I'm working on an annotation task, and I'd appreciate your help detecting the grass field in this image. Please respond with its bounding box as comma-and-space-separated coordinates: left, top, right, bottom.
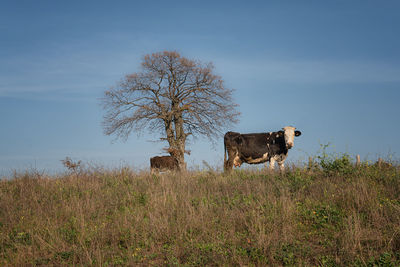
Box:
1, 155, 399, 266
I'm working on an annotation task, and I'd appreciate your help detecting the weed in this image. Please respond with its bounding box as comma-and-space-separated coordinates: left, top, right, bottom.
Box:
363, 252, 400, 267
58, 217, 79, 244
316, 143, 354, 175
297, 201, 344, 230
285, 168, 313, 193
274, 242, 306, 266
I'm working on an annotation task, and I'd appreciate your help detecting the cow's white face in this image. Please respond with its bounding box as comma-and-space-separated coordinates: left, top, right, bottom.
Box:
283, 126, 296, 149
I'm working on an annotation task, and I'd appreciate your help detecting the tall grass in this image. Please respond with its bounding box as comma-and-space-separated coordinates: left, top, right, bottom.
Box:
0, 158, 399, 266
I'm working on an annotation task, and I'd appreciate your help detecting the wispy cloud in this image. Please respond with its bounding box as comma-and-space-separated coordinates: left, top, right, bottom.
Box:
216, 59, 400, 85
0, 33, 148, 98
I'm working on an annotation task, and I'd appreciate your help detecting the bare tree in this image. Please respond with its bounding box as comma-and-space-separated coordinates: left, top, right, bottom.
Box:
102, 51, 240, 170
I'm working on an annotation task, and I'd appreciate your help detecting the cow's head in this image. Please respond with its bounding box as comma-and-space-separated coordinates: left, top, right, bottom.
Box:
282, 126, 301, 149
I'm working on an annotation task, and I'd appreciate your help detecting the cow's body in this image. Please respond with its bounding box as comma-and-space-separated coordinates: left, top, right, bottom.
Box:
150, 155, 179, 173
224, 126, 301, 172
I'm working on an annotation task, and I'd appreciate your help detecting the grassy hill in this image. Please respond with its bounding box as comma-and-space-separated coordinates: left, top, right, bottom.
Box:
1, 157, 399, 266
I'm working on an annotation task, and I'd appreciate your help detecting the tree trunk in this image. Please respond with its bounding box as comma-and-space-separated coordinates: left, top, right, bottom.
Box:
172, 109, 186, 171
164, 110, 187, 171
169, 141, 186, 171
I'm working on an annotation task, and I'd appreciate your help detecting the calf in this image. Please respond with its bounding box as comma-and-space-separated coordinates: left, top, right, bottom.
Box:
150, 155, 179, 173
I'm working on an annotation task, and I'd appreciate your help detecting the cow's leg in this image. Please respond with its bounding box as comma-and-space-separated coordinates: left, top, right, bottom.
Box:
224, 149, 236, 172
226, 159, 234, 172
278, 160, 285, 173
269, 157, 276, 171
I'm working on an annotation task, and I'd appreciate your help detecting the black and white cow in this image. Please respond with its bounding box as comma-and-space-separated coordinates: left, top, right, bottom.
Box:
224, 126, 301, 172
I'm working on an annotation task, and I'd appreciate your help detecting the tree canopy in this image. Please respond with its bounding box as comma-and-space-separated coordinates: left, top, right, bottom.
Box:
102, 51, 240, 169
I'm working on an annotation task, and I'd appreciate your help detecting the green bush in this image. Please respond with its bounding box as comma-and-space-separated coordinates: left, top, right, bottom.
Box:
316, 143, 354, 175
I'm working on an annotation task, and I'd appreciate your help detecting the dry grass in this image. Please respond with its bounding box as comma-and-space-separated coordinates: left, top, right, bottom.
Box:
0, 161, 399, 266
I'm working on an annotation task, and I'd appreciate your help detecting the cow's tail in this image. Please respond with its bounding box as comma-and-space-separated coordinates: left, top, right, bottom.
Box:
223, 137, 227, 171
150, 157, 154, 174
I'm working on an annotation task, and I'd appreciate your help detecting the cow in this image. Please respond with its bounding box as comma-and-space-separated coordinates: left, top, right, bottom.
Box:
150, 155, 179, 174
224, 126, 301, 172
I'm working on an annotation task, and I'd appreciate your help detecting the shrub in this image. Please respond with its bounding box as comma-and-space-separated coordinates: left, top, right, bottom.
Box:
316, 143, 354, 175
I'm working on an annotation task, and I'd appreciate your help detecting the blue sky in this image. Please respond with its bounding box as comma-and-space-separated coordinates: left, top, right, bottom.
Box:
1, 1, 399, 175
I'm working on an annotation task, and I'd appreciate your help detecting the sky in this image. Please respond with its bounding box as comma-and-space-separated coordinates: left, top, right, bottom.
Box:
1, 0, 400, 176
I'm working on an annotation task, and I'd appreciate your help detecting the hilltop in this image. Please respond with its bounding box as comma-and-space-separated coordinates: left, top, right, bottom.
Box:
0, 157, 399, 266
